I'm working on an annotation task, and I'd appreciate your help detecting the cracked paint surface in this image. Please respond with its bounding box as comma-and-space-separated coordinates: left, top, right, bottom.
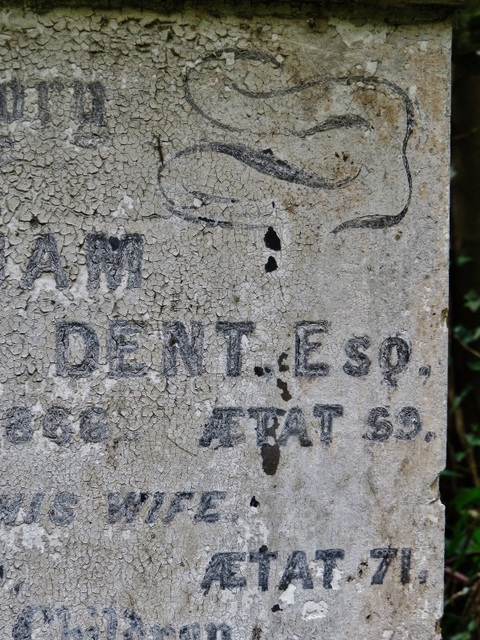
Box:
0, 5, 449, 639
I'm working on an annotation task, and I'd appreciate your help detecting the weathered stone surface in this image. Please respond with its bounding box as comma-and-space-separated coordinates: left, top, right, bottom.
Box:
0, 0, 475, 11
0, 6, 449, 640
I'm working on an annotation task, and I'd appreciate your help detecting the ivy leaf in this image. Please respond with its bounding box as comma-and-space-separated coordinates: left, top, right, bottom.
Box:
440, 469, 464, 478
454, 325, 480, 344
453, 487, 480, 510
464, 289, 480, 312
450, 385, 472, 413
466, 433, 480, 447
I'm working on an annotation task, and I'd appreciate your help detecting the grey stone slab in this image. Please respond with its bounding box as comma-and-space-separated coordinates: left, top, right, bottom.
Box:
0, 6, 449, 640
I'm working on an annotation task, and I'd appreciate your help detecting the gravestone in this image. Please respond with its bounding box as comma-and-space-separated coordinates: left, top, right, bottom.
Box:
0, 2, 457, 638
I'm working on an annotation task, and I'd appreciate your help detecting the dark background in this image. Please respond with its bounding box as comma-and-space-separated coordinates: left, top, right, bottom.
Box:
443, 6, 480, 639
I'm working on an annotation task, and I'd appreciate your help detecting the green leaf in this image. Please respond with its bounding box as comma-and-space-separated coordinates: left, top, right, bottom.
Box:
457, 255, 474, 266
471, 528, 480, 548
440, 469, 464, 478
466, 433, 480, 446
464, 289, 480, 312
453, 487, 480, 510
450, 385, 472, 413
454, 325, 480, 344
454, 324, 468, 339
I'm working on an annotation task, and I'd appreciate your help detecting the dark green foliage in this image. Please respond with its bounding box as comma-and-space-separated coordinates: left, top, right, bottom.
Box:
443, 8, 480, 639
444, 271, 480, 637
444, 254, 480, 637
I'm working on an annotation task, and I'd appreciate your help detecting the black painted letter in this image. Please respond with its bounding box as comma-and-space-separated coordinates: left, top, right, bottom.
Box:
313, 404, 344, 446
315, 549, 345, 589
295, 322, 330, 377
43, 406, 72, 445
248, 407, 279, 447
22, 234, 68, 289
364, 407, 393, 442
49, 492, 79, 526
205, 623, 232, 640
107, 492, 150, 523
0, 79, 24, 123
379, 337, 410, 387
162, 322, 204, 377
0, 493, 24, 524
216, 322, 255, 377
5, 407, 33, 444
250, 547, 278, 591
343, 337, 371, 377
56, 322, 99, 378
277, 407, 312, 447
107, 320, 146, 378
80, 407, 109, 443
74, 81, 106, 126
163, 492, 194, 524
86, 234, 143, 291
200, 552, 247, 594
370, 548, 398, 585
198, 408, 245, 448
395, 406, 422, 441
278, 551, 313, 590
12, 606, 54, 640
194, 491, 227, 523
